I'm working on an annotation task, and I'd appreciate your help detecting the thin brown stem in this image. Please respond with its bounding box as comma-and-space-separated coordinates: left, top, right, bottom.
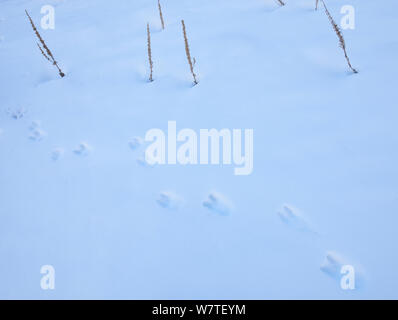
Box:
147, 23, 153, 82
25, 10, 65, 77
158, 0, 165, 30
321, 0, 357, 73
37, 43, 50, 62
181, 20, 198, 85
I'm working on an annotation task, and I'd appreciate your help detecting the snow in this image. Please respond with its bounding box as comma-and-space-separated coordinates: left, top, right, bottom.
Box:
1, 0, 398, 299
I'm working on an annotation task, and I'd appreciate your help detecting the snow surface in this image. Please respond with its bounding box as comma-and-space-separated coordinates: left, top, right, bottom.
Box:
1, 0, 398, 299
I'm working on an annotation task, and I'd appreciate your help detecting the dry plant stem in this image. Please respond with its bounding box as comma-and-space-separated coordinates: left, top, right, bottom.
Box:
147, 23, 153, 82
277, 0, 285, 6
315, 0, 319, 10
158, 0, 165, 30
181, 20, 198, 85
37, 43, 50, 61
25, 10, 65, 77
321, 0, 358, 73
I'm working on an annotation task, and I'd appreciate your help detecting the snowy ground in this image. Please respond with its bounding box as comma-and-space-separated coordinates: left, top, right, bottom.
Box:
1, 0, 398, 299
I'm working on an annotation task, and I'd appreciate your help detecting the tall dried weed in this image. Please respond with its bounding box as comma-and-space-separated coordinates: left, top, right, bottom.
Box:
147, 23, 154, 82
321, 0, 358, 73
158, 0, 165, 30
181, 20, 198, 85
25, 10, 65, 78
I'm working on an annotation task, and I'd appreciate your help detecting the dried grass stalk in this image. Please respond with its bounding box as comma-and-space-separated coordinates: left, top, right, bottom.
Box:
158, 0, 165, 30
147, 23, 154, 82
37, 42, 50, 62
315, 0, 319, 10
25, 9, 65, 77
181, 20, 198, 85
277, 0, 285, 6
321, 0, 358, 73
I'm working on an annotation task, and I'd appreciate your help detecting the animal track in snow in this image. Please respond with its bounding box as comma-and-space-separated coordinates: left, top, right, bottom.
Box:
29, 128, 46, 141
7, 107, 26, 120
320, 251, 365, 288
277, 204, 317, 234
320, 251, 345, 279
203, 192, 232, 216
156, 192, 183, 210
136, 156, 147, 166
136, 152, 155, 167
51, 148, 65, 161
129, 136, 143, 150
29, 121, 41, 130
28, 121, 46, 141
73, 142, 92, 156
